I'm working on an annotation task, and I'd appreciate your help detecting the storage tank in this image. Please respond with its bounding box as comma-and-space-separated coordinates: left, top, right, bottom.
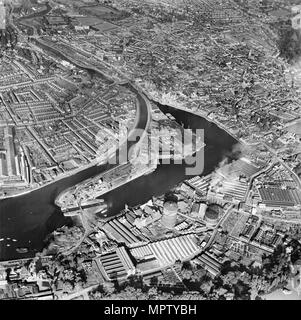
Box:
204, 209, 219, 226
161, 200, 178, 229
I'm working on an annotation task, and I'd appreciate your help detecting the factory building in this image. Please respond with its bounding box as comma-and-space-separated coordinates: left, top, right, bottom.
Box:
191, 202, 207, 219
194, 253, 222, 277
103, 216, 149, 246
0, 126, 29, 189
0, 151, 7, 177
3, 126, 17, 177
95, 247, 135, 281
130, 234, 201, 269
186, 175, 211, 195
258, 187, 301, 208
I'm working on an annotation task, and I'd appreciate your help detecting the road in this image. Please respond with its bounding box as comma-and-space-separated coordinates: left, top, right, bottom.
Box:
57, 284, 99, 300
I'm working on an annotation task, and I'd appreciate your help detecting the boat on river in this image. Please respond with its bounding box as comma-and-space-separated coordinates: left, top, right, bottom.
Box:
16, 247, 29, 254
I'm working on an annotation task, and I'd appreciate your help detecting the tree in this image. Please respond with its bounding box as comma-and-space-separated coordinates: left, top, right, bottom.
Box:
200, 279, 213, 294
148, 287, 158, 299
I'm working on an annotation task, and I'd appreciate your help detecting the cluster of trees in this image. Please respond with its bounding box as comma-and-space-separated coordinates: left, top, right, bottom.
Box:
181, 246, 291, 300
89, 283, 206, 300
89, 245, 292, 300
43, 226, 85, 255
291, 225, 301, 240
37, 251, 90, 294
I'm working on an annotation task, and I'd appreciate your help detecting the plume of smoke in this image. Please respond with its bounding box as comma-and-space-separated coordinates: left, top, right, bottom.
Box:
209, 142, 242, 187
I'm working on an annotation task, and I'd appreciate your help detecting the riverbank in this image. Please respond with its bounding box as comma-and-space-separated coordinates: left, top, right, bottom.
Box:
0, 37, 238, 262
0, 157, 108, 201
0, 101, 237, 261
1, 44, 152, 201
142, 90, 241, 145
0, 62, 152, 262
34, 36, 241, 147
57, 160, 158, 213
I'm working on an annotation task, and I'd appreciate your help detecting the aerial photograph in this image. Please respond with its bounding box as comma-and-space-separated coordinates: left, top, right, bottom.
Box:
0, 0, 301, 305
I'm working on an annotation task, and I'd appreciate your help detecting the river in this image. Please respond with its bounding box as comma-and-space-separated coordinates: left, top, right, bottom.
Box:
102, 102, 240, 214
0, 99, 238, 261
0, 80, 150, 262
0, 35, 239, 261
